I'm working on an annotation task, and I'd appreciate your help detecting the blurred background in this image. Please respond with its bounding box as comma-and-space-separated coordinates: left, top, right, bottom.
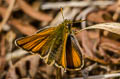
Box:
0, 0, 120, 79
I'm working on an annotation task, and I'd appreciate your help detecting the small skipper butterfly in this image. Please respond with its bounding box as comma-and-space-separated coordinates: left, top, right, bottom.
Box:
15, 8, 84, 71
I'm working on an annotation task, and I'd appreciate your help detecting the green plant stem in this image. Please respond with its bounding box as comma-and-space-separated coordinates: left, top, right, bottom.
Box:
56, 67, 62, 79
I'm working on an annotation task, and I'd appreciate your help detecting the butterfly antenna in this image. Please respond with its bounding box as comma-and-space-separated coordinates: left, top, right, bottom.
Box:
60, 8, 65, 20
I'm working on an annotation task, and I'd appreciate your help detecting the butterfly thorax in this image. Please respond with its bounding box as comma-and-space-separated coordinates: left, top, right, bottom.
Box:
61, 19, 73, 33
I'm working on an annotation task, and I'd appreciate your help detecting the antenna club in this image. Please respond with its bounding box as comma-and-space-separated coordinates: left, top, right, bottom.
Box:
60, 8, 65, 20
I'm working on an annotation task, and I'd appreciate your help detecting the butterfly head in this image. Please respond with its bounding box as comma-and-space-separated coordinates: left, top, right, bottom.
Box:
62, 19, 73, 33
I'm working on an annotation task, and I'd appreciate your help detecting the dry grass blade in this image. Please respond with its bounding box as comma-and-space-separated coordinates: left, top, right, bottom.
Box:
0, 36, 6, 74
6, 55, 40, 79
8, 19, 37, 35
41, 1, 114, 10
6, 49, 28, 61
0, 0, 16, 32
74, 73, 120, 79
17, 0, 52, 22
80, 23, 120, 35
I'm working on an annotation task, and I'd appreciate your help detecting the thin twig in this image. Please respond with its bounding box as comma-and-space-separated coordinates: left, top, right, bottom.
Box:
56, 67, 62, 79
41, 1, 114, 10
8, 19, 37, 35
6, 49, 28, 61
0, 0, 16, 32
81, 63, 97, 79
77, 6, 96, 58
76, 6, 96, 28
17, 0, 52, 22
0, 35, 6, 56
73, 73, 120, 79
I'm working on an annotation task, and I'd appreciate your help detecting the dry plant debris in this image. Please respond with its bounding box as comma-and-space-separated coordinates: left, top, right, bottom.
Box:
0, 0, 120, 79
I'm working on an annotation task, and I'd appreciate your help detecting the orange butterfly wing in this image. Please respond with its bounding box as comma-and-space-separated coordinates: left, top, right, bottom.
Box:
65, 34, 84, 70
55, 34, 84, 71
15, 27, 56, 58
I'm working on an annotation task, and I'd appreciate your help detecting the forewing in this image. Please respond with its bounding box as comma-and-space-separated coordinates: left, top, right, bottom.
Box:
15, 27, 56, 58
45, 25, 65, 65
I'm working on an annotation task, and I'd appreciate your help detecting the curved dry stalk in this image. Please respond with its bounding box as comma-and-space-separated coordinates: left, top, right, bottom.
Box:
76, 23, 120, 35
0, 0, 16, 32
74, 73, 120, 79
41, 1, 114, 10
6, 49, 28, 61
17, 0, 52, 22
56, 67, 62, 79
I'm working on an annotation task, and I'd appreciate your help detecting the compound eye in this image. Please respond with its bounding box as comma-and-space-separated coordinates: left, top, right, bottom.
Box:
67, 23, 71, 28
67, 23, 72, 30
